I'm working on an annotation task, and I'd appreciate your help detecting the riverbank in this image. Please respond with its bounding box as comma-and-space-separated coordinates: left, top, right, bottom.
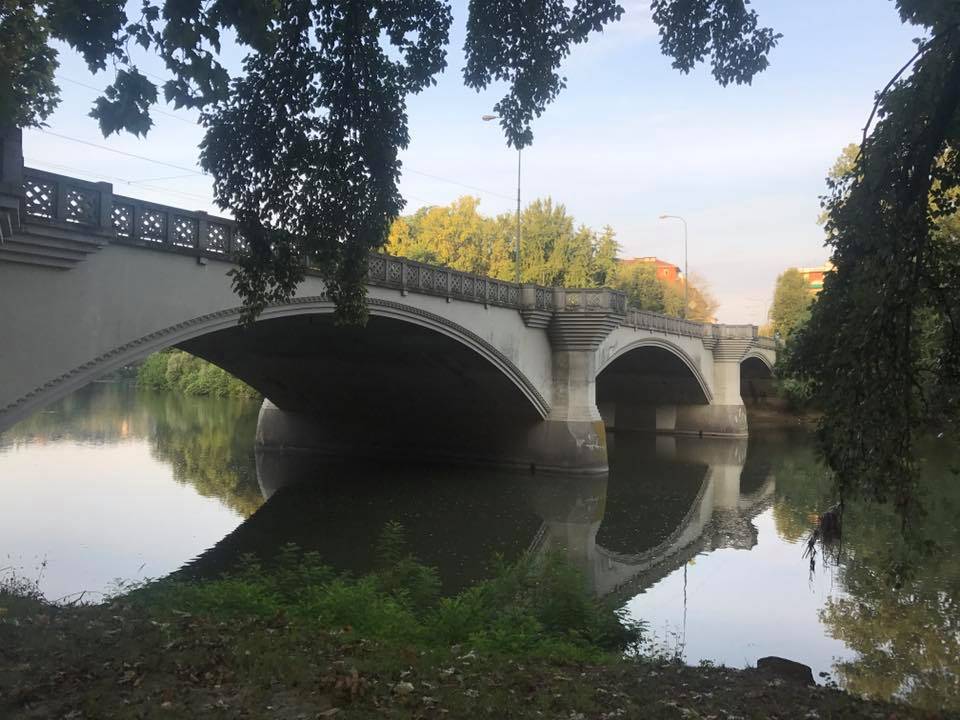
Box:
1, 543, 949, 719
1, 595, 946, 719
745, 403, 819, 431
137, 350, 261, 400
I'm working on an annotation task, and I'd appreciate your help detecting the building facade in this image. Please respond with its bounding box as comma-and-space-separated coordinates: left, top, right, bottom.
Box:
798, 261, 833, 294
622, 256, 682, 282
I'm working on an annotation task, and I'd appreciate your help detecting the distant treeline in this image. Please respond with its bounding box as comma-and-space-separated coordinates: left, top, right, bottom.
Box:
137, 350, 261, 400
388, 196, 717, 321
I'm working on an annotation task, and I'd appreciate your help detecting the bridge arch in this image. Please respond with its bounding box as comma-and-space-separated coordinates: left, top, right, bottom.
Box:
596, 337, 712, 403
741, 350, 775, 374
1, 295, 549, 435
740, 352, 776, 406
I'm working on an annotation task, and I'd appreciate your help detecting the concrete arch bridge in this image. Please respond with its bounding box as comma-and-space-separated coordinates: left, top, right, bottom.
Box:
0, 130, 775, 472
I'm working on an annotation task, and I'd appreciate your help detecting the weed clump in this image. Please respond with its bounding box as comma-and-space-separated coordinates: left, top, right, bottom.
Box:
128, 524, 643, 663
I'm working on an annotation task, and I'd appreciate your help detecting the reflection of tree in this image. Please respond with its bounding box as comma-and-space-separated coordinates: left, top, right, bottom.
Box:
140, 391, 263, 518
1, 382, 153, 444
766, 432, 960, 711
766, 439, 833, 545
819, 453, 960, 711
2, 383, 263, 518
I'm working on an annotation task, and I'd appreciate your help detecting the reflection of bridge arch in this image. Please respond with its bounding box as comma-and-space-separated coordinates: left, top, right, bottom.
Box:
530, 436, 777, 600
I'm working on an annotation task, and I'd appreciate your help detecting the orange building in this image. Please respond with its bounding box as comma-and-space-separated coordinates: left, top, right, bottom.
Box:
798, 261, 833, 294
621, 256, 682, 282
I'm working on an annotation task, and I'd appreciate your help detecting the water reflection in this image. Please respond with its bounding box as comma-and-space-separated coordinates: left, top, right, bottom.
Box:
1, 383, 957, 710
1, 383, 263, 517
0, 383, 262, 599
185, 431, 776, 607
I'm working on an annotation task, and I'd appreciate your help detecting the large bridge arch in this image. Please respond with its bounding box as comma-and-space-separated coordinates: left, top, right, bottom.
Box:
0, 294, 549, 429
0, 244, 554, 439
596, 337, 713, 403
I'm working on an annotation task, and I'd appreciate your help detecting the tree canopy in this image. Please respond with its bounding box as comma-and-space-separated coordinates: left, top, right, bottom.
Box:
1, 0, 779, 323
386, 196, 619, 287
610, 261, 717, 322
385, 195, 716, 320
769, 268, 811, 339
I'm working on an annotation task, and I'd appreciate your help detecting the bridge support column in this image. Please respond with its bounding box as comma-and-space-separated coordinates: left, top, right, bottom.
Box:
655, 404, 677, 432
527, 290, 625, 473
527, 349, 608, 472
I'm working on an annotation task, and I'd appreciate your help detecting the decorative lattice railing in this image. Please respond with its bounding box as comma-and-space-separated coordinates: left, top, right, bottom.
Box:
22, 168, 247, 255
16, 166, 768, 345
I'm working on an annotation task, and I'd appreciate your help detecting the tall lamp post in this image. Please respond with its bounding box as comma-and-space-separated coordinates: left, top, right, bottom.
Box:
658, 214, 688, 319
482, 114, 521, 284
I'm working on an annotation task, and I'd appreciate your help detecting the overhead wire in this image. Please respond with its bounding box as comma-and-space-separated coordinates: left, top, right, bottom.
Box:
402, 167, 514, 201
33, 125, 517, 209
57, 75, 200, 127
34, 129, 205, 175
24, 157, 214, 205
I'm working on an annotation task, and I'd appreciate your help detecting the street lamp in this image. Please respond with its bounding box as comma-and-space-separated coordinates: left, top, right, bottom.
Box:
658, 214, 689, 319
483, 114, 521, 284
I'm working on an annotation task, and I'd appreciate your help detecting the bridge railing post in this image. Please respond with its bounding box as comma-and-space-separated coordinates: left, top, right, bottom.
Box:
0, 127, 23, 241
196, 211, 210, 254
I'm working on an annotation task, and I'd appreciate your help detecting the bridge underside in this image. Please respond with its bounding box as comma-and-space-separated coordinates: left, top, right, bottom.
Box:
741, 356, 778, 406
596, 347, 710, 432
180, 314, 546, 469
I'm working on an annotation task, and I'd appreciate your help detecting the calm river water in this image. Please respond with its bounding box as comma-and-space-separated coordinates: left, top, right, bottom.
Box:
1, 383, 957, 710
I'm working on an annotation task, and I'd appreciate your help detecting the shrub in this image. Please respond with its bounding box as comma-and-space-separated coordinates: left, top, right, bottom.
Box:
136, 350, 260, 400
778, 376, 815, 412
127, 528, 644, 663
136, 351, 172, 390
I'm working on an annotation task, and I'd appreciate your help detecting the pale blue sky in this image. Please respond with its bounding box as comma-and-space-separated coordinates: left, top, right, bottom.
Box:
23, 1, 918, 323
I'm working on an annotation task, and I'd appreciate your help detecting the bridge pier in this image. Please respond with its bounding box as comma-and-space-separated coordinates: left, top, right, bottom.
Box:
524, 295, 626, 473
527, 349, 608, 472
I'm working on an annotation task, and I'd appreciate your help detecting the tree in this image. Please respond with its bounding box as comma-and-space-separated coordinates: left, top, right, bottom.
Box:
591, 225, 620, 287
611, 263, 665, 313
609, 263, 717, 321
790, 5, 960, 522
386, 195, 623, 289
769, 268, 811, 338
0, 0, 779, 323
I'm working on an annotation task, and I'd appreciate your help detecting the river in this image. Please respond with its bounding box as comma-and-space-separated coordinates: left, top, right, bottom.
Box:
1, 382, 957, 711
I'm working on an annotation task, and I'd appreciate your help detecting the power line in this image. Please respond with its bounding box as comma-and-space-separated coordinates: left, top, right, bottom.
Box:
24, 157, 213, 205
58, 75, 200, 127
59, 76, 517, 204
34, 129, 517, 210
35, 129, 205, 175
403, 167, 514, 201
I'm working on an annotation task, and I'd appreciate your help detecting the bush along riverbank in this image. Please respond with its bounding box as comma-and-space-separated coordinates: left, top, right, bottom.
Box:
0, 528, 949, 719
137, 350, 261, 400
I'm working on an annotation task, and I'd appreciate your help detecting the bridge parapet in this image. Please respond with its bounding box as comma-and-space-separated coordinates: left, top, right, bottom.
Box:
17, 165, 246, 259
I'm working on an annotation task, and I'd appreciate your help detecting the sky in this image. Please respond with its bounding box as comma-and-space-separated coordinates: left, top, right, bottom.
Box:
22, 0, 920, 324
